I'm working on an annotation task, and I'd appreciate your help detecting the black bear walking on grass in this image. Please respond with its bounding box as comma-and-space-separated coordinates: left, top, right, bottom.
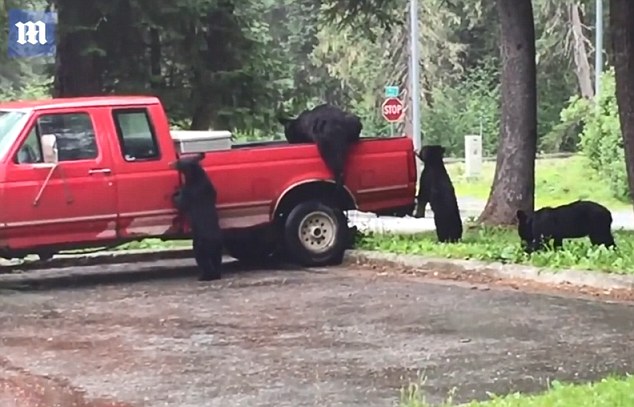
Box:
413, 145, 462, 242
170, 153, 223, 281
516, 200, 615, 253
278, 104, 362, 191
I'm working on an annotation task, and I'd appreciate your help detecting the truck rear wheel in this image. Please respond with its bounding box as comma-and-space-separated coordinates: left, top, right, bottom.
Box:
283, 200, 347, 267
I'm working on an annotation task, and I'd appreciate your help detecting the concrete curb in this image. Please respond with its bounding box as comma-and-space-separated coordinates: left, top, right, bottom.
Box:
345, 250, 634, 291
0, 247, 193, 273
0, 254, 295, 292
4, 246, 632, 293
0, 257, 201, 291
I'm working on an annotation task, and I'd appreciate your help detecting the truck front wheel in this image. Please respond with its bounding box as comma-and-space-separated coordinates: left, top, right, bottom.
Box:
283, 200, 348, 267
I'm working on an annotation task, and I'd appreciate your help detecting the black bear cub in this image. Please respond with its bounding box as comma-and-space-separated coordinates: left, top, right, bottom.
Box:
170, 153, 223, 281
278, 104, 362, 191
516, 200, 615, 253
414, 145, 462, 242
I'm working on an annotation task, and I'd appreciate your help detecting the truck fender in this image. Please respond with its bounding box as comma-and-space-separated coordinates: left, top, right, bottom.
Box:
272, 178, 357, 219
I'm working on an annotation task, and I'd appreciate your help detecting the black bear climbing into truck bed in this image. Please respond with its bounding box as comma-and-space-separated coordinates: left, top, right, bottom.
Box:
171, 153, 223, 281
278, 104, 362, 191
516, 200, 615, 253
414, 145, 462, 243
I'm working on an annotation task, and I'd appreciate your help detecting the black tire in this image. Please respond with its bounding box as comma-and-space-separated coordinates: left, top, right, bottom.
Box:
283, 200, 348, 267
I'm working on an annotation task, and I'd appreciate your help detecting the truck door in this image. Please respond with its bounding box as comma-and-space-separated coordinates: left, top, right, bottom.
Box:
108, 107, 181, 238
3, 109, 118, 250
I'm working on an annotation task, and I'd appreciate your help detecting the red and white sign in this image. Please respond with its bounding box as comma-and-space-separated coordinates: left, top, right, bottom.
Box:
381, 97, 404, 122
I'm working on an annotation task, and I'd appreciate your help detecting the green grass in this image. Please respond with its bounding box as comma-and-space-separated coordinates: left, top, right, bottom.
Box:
58, 238, 188, 256
400, 375, 634, 406
446, 155, 631, 210
357, 226, 634, 275
114, 238, 191, 251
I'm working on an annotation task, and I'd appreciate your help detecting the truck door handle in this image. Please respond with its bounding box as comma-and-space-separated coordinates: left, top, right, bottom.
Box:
88, 168, 112, 175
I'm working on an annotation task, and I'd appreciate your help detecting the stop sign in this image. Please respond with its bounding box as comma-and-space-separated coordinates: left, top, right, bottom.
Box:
382, 97, 404, 122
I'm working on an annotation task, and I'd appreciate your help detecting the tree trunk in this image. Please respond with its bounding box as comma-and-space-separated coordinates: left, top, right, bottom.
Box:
150, 28, 161, 77
570, 3, 594, 99
52, 0, 102, 97
610, 0, 634, 203
190, 104, 214, 130
477, 0, 537, 225
187, 0, 244, 131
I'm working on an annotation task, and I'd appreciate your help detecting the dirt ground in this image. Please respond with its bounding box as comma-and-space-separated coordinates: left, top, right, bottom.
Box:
0, 261, 634, 407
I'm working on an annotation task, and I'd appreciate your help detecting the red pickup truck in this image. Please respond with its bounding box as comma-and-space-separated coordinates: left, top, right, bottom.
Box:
0, 96, 416, 266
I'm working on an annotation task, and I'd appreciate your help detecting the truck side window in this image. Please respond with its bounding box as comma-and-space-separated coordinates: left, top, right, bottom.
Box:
15, 112, 97, 164
112, 109, 160, 161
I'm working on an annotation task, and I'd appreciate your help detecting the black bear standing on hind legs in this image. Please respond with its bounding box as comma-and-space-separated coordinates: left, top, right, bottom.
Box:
277, 104, 362, 192
413, 145, 463, 243
516, 200, 616, 253
170, 153, 223, 281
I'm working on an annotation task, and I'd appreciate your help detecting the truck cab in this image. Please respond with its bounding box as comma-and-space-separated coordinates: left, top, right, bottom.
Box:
0, 96, 416, 266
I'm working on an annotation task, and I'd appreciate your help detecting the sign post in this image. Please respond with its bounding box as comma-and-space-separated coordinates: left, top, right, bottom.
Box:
381, 97, 404, 136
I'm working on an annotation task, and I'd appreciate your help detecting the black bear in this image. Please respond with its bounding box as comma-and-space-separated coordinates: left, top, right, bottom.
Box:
413, 145, 462, 242
278, 104, 362, 191
516, 200, 616, 253
170, 153, 223, 281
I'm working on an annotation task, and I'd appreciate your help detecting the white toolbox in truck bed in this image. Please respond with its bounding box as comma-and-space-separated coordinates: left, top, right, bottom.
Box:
171, 130, 232, 154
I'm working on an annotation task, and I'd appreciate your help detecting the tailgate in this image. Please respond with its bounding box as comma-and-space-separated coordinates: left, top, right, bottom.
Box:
346, 136, 416, 213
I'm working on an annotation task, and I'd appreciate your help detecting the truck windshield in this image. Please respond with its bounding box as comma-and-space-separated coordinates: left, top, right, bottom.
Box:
0, 110, 27, 160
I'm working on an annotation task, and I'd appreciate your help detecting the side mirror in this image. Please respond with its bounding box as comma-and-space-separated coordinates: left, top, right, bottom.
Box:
41, 134, 58, 164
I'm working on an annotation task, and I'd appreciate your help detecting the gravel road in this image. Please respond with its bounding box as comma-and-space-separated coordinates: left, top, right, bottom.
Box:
0, 262, 633, 407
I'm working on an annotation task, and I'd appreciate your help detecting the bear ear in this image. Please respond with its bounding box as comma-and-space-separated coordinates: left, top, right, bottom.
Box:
419, 146, 429, 161
440, 146, 446, 155
277, 116, 293, 127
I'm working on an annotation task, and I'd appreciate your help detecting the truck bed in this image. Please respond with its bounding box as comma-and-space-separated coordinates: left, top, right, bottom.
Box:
195, 135, 416, 224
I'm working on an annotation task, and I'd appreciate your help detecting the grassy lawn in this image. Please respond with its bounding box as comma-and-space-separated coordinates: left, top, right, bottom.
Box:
446, 155, 631, 210
358, 226, 634, 275
400, 376, 634, 407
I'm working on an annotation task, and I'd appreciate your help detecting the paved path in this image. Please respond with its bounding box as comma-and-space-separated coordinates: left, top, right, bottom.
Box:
348, 197, 634, 234
0, 261, 633, 406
